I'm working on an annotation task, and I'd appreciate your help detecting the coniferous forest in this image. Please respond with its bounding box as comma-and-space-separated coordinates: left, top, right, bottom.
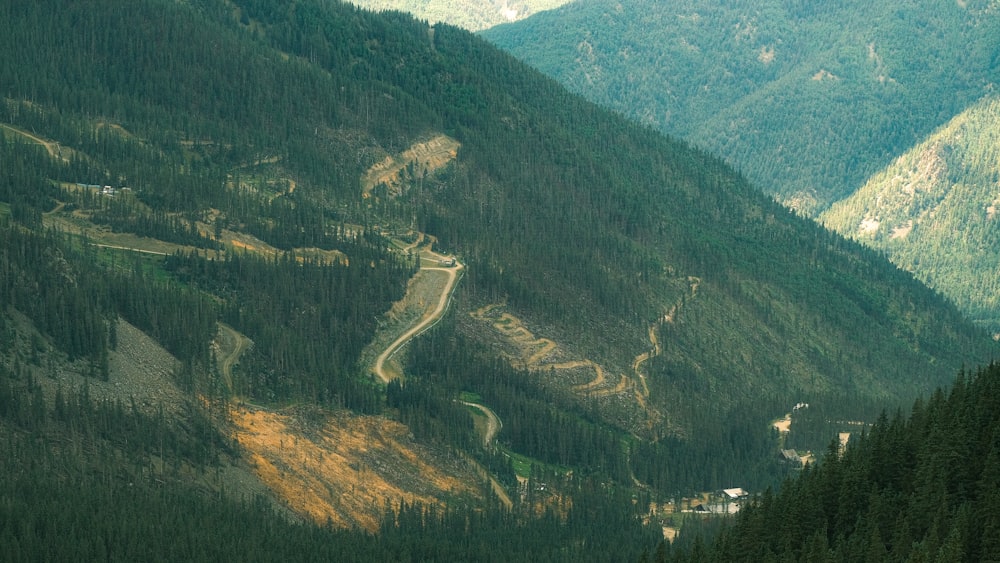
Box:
483, 0, 1000, 213
0, 0, 998, 560
656, 362, 1000, 562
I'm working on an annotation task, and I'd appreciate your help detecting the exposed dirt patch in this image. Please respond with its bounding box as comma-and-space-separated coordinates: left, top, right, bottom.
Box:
890, 220, 914, 239
289, 246, 348, 265
772, 414, 791, 433
230, 405, 480, 531
758, 45, 775, 64
812, 69, 838, 81
839, 431, 851, 450
361, 135, 460, 198
858, 217, 881, 235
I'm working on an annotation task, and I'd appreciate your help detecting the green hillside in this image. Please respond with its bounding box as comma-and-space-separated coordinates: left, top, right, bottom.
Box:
821, 95, 1000, 335
0, 0, 998, 555
482, 0, 1000, 213
347, 0, 570, 31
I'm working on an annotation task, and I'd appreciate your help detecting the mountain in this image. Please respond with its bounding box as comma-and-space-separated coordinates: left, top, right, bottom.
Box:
820, 95, 1000, 335
346, 0, 570, 31
481, 0, 1000, 213
1, 0, 998, 556
657, 362, 1000, 562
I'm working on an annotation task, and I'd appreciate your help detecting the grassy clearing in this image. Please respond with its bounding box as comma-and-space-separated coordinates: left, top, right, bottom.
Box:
498, 446, 569, 479
459, 390, 482, 403
508, 450, 533, 477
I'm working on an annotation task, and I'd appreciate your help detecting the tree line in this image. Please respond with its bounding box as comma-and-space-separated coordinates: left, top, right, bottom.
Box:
656, 362, 1000, 562
0, 357, 661, 562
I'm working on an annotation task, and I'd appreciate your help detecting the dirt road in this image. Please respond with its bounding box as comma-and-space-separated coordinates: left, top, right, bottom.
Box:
1, 123, 69, 162
93, 243, 169, 256
216, 322, 252, 397
365, 241, 517, 509
372, 248, 462, 384
462, 401, 502, 446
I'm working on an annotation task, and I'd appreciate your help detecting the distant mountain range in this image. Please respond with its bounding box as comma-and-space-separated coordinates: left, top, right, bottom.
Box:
821, 95, 1000, 333
482, 0, 1000, 214
348, 0, 570, 30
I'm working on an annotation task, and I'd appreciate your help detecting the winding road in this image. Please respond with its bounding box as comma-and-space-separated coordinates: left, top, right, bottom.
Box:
461, 401, 502, 447
371, 247, 463, 384
366, 239, 513, 509
1, 123, 69, 162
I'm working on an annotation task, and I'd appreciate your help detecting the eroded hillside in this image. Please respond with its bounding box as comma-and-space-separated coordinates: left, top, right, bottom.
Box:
230, 405, 479, 531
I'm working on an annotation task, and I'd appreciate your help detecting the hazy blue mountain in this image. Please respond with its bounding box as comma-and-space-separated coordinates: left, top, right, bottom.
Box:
482, 0, 1000, 214
347, 0, 571, 31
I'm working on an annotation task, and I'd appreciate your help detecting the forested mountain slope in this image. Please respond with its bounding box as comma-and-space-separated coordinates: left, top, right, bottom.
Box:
821, 95, 1000, 335
482, 0, 1000, 213
658, 362, 1000, 562
0, 0, 998, 551
346, 0, 569, 31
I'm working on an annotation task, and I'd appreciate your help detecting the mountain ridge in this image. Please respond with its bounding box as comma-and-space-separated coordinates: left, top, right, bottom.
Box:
347, 0, 570, 31
821, 94, 1000, 334
482, 0, 1000, 213
0, 0, 998, 553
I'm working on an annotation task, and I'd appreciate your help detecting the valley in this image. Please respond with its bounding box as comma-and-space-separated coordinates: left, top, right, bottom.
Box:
2, 0, 999, 559
14, 109, 991, 536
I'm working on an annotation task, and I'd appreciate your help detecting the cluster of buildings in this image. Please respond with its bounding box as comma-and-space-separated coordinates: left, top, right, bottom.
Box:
77, 183, 130, 197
